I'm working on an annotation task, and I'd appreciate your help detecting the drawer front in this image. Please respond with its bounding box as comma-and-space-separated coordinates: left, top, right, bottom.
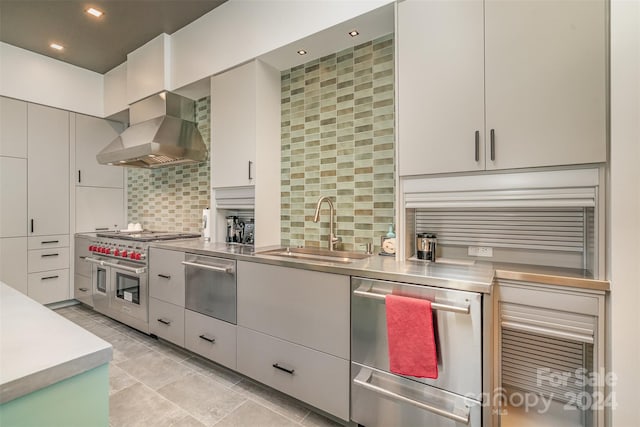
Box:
74, 236, 92, 277
185, 309, 236, 369
149, 297, 185, 347
28, 235, 69, 250
237, 326, 349, 421
351, 277, 483, 397
237, 261, 349, 358
149, 248, 185, 306
74, 273, 93, 307
351, 363, 481, 427
28, 269, 69, 304
28, 247, 70, 272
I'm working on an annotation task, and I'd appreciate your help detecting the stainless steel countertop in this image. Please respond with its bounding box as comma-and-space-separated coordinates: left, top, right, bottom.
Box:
150, 239, 610, 294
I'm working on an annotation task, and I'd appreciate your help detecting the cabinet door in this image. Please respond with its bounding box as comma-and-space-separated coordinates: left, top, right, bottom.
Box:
398, 0, 485, 176
75, 187, 124, 233
485, 0, 607, 170
0, 157, 27, 237
75, 114, 124, 188
0, 97, 27, 158
149, 248, 185, 306
237, 261, 350, 358
211, 61, 256, 188
0, 237, 28, 295
27, 104, 69, 236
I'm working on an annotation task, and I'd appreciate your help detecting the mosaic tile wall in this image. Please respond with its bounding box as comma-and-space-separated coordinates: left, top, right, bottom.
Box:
281, 34, 395, 252
127, 97, 210, 233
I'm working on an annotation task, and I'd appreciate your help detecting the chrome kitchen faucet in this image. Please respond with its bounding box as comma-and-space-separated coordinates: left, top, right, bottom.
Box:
313, 196, 341, 251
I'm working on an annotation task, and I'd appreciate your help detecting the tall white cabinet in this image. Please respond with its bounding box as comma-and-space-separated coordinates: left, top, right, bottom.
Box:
210, 59, 281, 247
398, 0, 607, 176
73, 113, 125, 233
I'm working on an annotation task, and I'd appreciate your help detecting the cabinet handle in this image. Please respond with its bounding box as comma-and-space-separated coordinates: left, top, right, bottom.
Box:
272, 363, 295, 375
95, 227, 109, 231
248, 160, 253, 180
30, 219, 34, 233
490, 129, 496, 161
78, 170, 81, 184
474, 130, 480, 162
41, 275, 59, 280
199, 334, 216, 343
158, 274, 171, 279
157, 318, 171, 325
41, 240, 59, 244
41, 253, 59, 258
79, 287, 89, 292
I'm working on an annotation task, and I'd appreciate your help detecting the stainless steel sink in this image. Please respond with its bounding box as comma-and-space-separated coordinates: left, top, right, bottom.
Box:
257, 247, 370, 264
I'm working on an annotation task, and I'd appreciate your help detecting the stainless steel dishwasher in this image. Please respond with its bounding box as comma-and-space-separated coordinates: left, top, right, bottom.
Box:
183, 254, 236, 324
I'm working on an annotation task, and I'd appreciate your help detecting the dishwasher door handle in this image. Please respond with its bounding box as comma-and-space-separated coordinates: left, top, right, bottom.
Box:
181, 261, 232, 273
353, 373, 471, 425
353, 288, 470, 314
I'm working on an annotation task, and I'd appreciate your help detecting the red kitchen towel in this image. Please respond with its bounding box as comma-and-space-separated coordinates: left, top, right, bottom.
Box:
385, 294, 438, 379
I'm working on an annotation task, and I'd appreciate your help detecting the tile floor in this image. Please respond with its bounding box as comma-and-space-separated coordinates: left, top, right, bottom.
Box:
55, 304, 344, 427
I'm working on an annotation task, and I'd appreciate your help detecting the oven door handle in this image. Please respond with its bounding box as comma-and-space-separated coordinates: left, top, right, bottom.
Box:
353, 371, 471, 424
84, 257, 147, 274
353, 288, 470, 314
181, 261, 231, 273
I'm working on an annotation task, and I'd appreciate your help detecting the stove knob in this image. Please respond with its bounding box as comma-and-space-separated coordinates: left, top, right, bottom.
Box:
121, 251, 128, 258
88, 245, 94, 251
105, 248, 111, 255
130, 252, 136, 259
114, 249, 120, 256
134, 253, 142, 260
98, 247, 103, 253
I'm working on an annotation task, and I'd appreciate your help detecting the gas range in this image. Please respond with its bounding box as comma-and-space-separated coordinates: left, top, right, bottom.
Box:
78, 230, 200, 334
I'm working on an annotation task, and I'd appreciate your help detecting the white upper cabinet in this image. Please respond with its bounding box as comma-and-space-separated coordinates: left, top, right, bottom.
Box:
75, 113, 124, 188
211, 60, 258, 188
126, 34, 170, 104
27, 103, 69, 236
0, 97, 28, 158
398, 0, 607, 176
398, 0, 485, 176
484, 0, 607, 170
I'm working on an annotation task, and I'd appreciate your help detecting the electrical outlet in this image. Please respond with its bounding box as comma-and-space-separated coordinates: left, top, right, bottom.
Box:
468, 246, 493, 257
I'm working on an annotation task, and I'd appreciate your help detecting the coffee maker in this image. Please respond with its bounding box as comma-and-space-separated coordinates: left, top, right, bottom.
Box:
226, 216, 243, 243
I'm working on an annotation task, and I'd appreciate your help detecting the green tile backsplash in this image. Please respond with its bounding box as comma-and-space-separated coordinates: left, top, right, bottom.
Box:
281, 34, 395, 252
127, 97, 211, 233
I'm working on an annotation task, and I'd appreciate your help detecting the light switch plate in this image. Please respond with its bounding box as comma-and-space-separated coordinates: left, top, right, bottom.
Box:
468, 246, 493, 257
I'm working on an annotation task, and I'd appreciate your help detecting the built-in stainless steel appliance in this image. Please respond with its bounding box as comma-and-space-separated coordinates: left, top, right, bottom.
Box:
184, 254, 236, 324
77, 231, 199, 333
351, 277, 484, 426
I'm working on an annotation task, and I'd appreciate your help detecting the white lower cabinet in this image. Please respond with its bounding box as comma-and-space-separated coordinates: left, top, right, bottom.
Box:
185, 309, 236, 370
27, 269, 69, 304
27, 247, 70, 272
0, 237, 28, 295
149, 297, 185, 347
237, 326, 349, 421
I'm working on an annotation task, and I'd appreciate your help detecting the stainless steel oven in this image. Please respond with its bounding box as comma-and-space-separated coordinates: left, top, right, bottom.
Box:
351, 277, 484, 427
184, 254, 236, 324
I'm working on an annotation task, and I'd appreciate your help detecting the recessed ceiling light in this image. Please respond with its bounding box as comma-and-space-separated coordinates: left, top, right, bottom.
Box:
348, 30, 360, 37
297, 49, 307, 55
86, 7, 104, 18
50, 43, 64, 51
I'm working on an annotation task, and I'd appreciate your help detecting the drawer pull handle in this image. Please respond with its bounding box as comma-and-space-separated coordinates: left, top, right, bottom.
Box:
199, 334, 216, 343
41, 240, 59, 244
41, 275, 59, 280
158, 274, 171, 279
181, 261, 232, 273
157, 318, 171, 325
79, 287, 89, 292
272, 363, 295, 375
41, 253, 59, 258
94, 227, 109, 231
353, 288, 470, 314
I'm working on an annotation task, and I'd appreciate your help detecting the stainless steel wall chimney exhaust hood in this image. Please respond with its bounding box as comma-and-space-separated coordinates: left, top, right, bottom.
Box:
97, 92, 207, 168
